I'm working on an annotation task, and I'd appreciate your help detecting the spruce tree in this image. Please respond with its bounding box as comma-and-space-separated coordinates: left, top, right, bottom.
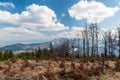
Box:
49, 43, 53, 54
9, 50, 14, 58
0, 51, 3, 60
3, 50, 9, 60
36, 48, 44, 58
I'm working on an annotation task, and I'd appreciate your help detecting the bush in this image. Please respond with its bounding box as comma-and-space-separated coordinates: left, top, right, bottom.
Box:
114, 60, 120, 72
66, 71, 90, 80
0, 50, 14, 60
88, 66, 101, 76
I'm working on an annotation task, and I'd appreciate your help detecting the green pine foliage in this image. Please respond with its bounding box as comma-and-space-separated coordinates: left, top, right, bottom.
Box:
0, 50, 14, 60
36, 48, 44, 59
8, 50, 14, 58
0, 51, 3, 60
16, 52, 36, 60
49, 43, 53, 54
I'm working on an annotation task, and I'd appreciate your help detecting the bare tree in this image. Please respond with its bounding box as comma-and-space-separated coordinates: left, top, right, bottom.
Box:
70, 38, 75, 56
107, 30, 112, 56
95, 23, 99, 56
76, 32, 81, 57
89, 23, 99, 57
85, 24, 90, 57
102, 31, 108, 57
59, 39, 70, 57
90, 23, 96, 57
53, 39, 70, 57
105, 30, 117, 57
117, 26, 120, 58
82, 29, 86, 57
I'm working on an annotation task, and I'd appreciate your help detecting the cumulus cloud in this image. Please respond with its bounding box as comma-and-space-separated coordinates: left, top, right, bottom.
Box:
0, 27, 47, 41
0, 2, 15, 8
0, 4, 70, 46
0, 10, 19, 24
68, 0, 120, 23
0, 4, 68, 31
52, 26, 85, 39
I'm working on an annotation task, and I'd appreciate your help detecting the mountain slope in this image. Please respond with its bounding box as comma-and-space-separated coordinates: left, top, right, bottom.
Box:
0, 42, 51, 52
0, 38, 104, 53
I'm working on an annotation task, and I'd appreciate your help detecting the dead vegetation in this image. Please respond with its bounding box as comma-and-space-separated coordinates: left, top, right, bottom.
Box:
0, 59, 120, 80
114, 60, 120, 72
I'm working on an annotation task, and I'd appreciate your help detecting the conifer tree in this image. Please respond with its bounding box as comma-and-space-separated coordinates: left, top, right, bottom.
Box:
36, 48, 44, 58
9, 50, 14, 58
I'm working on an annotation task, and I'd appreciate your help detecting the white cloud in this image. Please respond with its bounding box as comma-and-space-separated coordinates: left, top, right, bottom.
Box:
0, 27, 51, 47
54, 31, 75, 39
53, 26, 85, 39
0, 2, 15, 8
0, 4, 68, 31
0, 27, 47, 40
0, 4, 70, 46
100, 27, 117, 34
68, 0, 120, 23
71, 26, 84, 31
0, 10, 19, 24
61, 13, 65, 17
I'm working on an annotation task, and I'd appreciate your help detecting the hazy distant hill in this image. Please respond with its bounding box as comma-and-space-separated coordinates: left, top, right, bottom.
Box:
0, 42, 51, 52
0, 38, 104, 53
0, 38, 67, 52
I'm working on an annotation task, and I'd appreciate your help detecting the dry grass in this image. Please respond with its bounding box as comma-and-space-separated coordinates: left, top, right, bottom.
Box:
0, 59, 120, 80
114, 60, 120, 72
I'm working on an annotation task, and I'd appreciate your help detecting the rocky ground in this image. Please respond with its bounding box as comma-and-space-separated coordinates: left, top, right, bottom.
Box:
0, 59, 120, 80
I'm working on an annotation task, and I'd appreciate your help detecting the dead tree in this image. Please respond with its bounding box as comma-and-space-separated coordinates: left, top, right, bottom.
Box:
85, 24, 90, 57
90, 23, 96, 57
70, 39, 75, 56
107, 30, 112, 56
106, 30, 117, 58
117, 26, 120, 58
76, 32, 81, 57
59, 39, 70, 57
89, 23, 99, 57
95, 23, 99, 56
53, 39, 70, 57
101, 53, 105, 74
111, 34, 117, 57
90, 24, 94, 57
102, 32, 108, 57
82, 29, 86, 57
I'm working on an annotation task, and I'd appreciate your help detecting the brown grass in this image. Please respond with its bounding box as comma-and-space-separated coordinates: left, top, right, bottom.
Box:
0, 59, 120, 80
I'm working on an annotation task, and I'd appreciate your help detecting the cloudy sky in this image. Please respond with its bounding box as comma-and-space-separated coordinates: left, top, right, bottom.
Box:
0, 0, 120, 46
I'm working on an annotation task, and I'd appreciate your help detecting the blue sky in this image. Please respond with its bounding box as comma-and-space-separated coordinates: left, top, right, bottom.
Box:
0, 0, 120, 46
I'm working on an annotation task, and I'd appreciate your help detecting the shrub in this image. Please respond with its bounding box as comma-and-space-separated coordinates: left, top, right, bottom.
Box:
88, 66, 101, 76
67, 69, 90, 80
44, 61, 57, 80
20, 60, 30, 71
3, 65, 12, 74
114, 60, 120, 72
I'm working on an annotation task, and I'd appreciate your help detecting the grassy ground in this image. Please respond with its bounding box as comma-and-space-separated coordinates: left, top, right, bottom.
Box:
0, 59, 120, 80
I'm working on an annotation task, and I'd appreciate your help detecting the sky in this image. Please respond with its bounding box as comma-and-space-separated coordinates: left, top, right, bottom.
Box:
0, 0, 120, 46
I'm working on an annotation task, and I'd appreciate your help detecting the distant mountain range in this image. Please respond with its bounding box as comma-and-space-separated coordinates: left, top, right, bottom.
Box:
0, 38, 104, 53
0, 38, 118, 56
0, 42, 51, 52
0, 38, 68, 52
